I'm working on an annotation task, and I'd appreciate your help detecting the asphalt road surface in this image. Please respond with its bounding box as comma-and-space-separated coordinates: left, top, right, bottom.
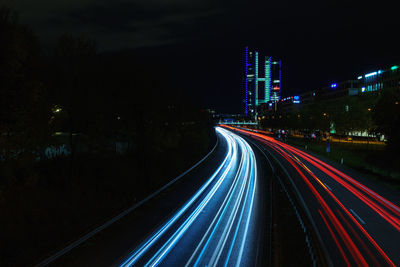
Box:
39, 125, 399, 266
118, 127, 259, 267
39, 127, 268, 267
227, 125, 400, 267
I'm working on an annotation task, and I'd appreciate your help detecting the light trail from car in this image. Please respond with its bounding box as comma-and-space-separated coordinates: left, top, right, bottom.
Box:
224, 125, 398, 266
120, 127, 258, 267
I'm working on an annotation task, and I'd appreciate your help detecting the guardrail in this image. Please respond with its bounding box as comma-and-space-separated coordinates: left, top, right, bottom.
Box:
219, 121, 258, 125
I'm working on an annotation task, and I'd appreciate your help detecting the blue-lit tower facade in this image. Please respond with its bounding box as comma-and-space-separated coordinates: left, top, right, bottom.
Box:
244, 47, 256, 118
244, 47, 281, 119
270, 59, 282, 102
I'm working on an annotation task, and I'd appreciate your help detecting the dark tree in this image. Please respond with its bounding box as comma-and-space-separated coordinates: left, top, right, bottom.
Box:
373, 88, 400, 151
50, 34, 97, 175
0, 6, 50, 165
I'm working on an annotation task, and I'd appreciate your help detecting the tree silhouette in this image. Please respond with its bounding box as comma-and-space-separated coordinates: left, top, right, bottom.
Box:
373, 88, 400, 151
0, 6, 50, 165
50, 34, 97, 176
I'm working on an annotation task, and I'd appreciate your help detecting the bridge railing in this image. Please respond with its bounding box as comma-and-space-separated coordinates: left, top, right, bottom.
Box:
218, 121, 258, 125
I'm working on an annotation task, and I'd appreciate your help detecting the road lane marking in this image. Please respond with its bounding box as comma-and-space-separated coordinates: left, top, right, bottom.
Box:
350, 209, 366, 225
324, 183, 332, 191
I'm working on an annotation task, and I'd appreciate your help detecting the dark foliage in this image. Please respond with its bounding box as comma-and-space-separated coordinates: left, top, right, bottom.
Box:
0, 6, 214, 266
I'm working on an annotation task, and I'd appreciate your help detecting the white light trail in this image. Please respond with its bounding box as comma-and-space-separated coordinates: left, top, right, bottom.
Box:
120, 127, 258, 267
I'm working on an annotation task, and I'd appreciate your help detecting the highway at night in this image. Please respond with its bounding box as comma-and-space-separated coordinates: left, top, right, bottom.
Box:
118, 127, 258, 266
4, 2, 400, 267
41, 127, 267, 266
35, 126, 400, 266
225, 125, 400, 266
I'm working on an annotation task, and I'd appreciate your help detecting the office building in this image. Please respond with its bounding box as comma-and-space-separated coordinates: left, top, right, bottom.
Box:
270, 60, 282, 102
244, 46, 282, 119
357, 64, 400, 93
263, 63, 400, 115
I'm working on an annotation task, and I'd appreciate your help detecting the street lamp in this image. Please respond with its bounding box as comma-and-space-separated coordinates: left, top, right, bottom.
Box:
52, 105, 63, 114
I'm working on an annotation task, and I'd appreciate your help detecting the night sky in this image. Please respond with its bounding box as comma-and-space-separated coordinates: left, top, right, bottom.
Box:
8, 0, 400, 113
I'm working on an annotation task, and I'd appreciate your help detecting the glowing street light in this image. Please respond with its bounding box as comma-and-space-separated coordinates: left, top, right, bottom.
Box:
52, 105, 63, 114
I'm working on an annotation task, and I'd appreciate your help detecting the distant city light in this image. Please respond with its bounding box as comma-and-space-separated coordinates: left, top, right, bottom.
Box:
245, 46, 248, 116
331, 83, 337, 88
361, 87, 366, 92
255, 51, 258, 106
365, 71, 377, 78
391, 65, 399, 71
293, 96, 300, 104
357, 76, 363, 79
52, 105, 63, 114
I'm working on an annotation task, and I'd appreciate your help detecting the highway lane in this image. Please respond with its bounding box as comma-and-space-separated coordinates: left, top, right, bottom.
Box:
118, 127, 259, 266
42, 127, 265, 267
226, 125, 400, 266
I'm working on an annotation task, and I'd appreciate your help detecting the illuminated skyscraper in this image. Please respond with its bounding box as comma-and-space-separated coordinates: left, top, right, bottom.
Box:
244, 47, 281, 118
244, 47, 255, 117
270, 59, 282, 102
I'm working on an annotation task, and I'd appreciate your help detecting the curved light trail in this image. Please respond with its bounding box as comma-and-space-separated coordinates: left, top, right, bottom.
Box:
119, 127, 258, 267
225, 125, 400, 266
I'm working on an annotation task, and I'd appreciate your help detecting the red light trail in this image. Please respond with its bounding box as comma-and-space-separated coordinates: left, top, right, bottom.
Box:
222, 125, 398, 266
